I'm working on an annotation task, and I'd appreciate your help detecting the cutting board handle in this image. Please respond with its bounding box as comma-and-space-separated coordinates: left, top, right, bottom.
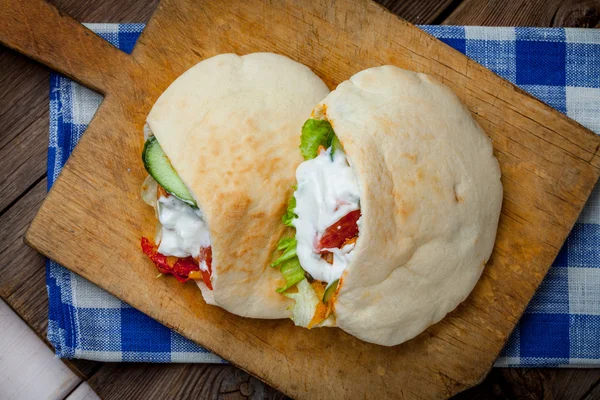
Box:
0, 0, 135, 94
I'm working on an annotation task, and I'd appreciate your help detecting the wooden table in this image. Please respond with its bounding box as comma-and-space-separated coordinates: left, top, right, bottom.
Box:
2, 0, 600, 398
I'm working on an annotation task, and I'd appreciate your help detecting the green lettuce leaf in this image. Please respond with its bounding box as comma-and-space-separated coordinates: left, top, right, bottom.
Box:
330, 134, 344, 159
282, 279, 320, 327
282, 191, 297, 227
271, 237, 304, 292
300, 119, 335, 160
277, 237, 296, 250
271, 237, 297, 267
276, 257, 305, 293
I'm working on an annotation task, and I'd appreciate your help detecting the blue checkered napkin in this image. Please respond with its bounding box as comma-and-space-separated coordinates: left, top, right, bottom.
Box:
47, 24, 600, 366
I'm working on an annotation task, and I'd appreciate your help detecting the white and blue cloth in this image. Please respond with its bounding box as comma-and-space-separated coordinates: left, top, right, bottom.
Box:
47, 24, 600, 366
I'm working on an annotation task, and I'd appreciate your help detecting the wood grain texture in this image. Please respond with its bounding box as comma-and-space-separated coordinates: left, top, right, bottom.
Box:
0, 50, 48, 149
374, 0, 462, 24
0, 0, 135, 93
582, 379, 600, 400
454, 369, 600, 399
0, 52, 48, 213
445, 0, 600, 27
48, 0, 159, 22
10, 0, 600, 398
88, 363, 288, 400
0, 179, 46, 298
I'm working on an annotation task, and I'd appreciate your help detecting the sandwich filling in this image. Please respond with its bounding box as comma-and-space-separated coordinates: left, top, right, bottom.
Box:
273, 118, 361, 328
140, 127, 213, 290
294, 146, 360, 283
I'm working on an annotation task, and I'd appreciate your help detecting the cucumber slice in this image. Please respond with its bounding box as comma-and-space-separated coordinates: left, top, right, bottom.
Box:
323, 279, 339, 303
142, 136, 197, 208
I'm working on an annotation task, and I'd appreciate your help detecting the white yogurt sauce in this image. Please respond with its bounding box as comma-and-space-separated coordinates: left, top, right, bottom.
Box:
156, 195, 211, 262
293, 147, 361, 283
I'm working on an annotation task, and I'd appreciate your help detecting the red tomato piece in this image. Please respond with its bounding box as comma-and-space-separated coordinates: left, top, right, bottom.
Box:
171, 257, 201, 284
198, 246, 213, 290
317, 210, 361, 251
140, 237, 212, 288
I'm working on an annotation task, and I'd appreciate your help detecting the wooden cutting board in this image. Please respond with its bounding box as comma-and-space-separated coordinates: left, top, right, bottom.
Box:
3, 0, 600, 398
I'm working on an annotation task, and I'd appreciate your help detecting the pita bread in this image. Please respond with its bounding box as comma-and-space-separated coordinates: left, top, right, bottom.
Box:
146, 53, 330, 318
313, 66, 502, 345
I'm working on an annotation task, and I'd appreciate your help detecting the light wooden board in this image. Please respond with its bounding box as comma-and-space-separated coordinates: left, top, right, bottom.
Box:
2, 0, 600, 398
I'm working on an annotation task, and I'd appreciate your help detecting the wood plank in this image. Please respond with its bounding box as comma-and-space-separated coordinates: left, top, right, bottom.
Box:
49, 0, 159, 22
88, 363, 288, 400
0, 50, 49, 149
502, 369, 600, 400
5, 262, 49, 334
454, 368, 600, 399
0, 113, 47, 213
582, 378, 600, 399
553, 1, 600, 28
443, 0, 600, 27
50, 0, 461, 26
0, 178, 47, 298
51, 0, 455, 26
375, 0, 462, 24
0, 52, 48, 213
